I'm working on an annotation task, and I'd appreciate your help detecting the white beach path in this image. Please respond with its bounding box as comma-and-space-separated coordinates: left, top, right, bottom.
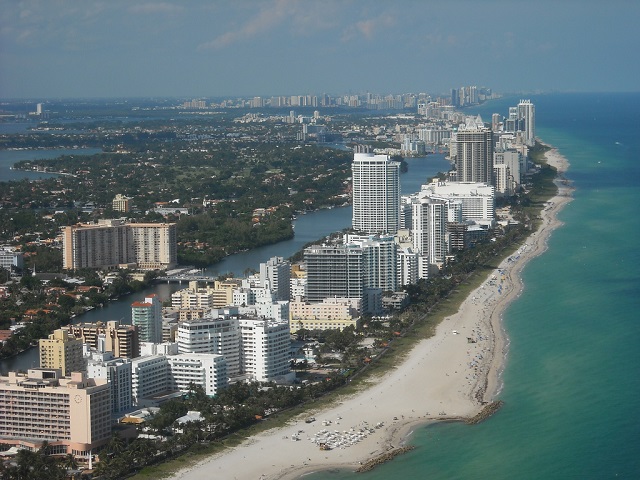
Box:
169, 146, 572, 480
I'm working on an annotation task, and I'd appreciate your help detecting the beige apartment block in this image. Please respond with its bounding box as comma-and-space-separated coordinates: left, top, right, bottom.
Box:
64, 320, 140, 359
289, 298, 360, 332
0, 370, 111, 456
112, 193, 131, 213
62, 220, 177, 270
129, 223, 177, 270
39, 329, 84, 376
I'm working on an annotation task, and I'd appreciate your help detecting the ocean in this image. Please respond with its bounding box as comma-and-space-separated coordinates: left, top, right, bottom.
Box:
304, 93, 640, 479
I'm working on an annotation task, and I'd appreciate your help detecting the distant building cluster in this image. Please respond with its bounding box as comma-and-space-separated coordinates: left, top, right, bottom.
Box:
176, 86, 496, 112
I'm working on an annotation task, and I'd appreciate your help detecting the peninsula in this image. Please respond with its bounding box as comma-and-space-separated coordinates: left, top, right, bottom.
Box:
167, 146, 572, 479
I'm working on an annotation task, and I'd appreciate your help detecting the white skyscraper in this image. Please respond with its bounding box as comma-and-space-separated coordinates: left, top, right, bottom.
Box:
239, 318, 293, 383
352, 150, 401, 234
176, 314, 241, 378
517, 100, 536, 146
259, 256, 291, 301
411, 197, 448, 277
343, 234, 398, 293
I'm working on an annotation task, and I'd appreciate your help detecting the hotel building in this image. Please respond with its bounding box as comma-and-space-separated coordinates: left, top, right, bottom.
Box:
239, 318, 293, 383
517, 100, 536, 146
167, 353, 228, 397
304, 244, 365, 304
0, 369, 111, 456
259, 256, 291, 301
418, 181, 495, 226
131, 355, 174, 406
86, 353, 133, 414
411, 197, 449, 275
289, 297, 360, 332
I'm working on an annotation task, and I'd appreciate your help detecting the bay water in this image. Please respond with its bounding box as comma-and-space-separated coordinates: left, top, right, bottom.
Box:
0, 147, 103, 181
304, 93, 640, 479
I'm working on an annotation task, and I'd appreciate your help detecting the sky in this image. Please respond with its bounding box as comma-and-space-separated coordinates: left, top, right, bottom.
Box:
1, 0, 639, 99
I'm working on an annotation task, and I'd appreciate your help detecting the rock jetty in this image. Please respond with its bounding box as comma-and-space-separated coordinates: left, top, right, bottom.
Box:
355, 446, 416, 473
465, 400, 504, 425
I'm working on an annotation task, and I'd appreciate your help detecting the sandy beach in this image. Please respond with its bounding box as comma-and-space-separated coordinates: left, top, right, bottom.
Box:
169, 146, 573, 480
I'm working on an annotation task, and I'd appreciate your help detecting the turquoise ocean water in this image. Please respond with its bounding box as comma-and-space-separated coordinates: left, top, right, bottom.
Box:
305, 93, 640, 479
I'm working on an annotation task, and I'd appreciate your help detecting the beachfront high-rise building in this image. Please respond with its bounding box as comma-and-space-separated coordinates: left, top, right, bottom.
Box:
517, 100, 536, 146
352, 149, 401, 234
451, 116, 493, 185
304, 244, 364, 303
131, 355, 174, 405
39, 329, 84, 376
177, 312, 242, 378
0, 369, 111, 456
304, 242, 383, 314
417, 181, 495, 226
239, 318, 293, 383
167, 353, 228, 397
132, 294, 162, 344
343, 234, 398, 293
411, 197, 449, 276
289, 297, 360, 332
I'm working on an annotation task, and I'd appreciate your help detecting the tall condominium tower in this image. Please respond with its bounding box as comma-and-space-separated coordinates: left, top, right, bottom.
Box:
131, 294, 162, 344
352, 149, 401, 234
452, 116, 493, 184
304, 244, 364, 304
259, 256, 291, 301
411, 197, 449, 277
517, 100, 536, 146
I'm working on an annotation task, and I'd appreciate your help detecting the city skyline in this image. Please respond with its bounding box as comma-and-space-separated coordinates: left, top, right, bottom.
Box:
1, 0, 639, 99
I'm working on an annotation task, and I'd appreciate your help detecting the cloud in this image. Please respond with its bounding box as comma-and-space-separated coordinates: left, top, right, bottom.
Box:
196, 0, 343, 50
128, 2, 184, 15
198, 0, 294, 50
341, 13, 396, 43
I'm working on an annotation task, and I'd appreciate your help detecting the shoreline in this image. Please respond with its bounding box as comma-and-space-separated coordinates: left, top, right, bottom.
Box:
168, 143, 573, 480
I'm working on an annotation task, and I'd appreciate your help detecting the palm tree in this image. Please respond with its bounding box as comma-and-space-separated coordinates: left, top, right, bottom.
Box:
62, 453, 78, 471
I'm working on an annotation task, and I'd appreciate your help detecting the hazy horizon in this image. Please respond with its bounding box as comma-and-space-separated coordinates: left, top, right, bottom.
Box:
2, 0, 639, 100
